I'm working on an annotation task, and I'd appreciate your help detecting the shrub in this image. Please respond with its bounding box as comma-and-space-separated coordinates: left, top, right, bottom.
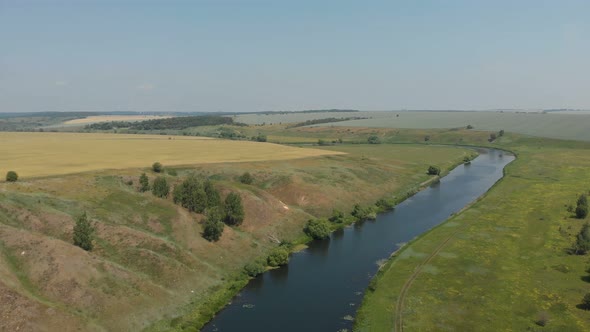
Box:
202, 207, 224, 242
5, 171, 18, 182
499, 129, 505, 137
152, 177, 170, 198
329, 209, 345, 223
239, 172, 254, 185
173, 176, 207, 212
304, 218, 332, 240
375, 198, 395, 211
489, 133, 497, 142
152, 162, 163, 173
466, 124, 474, 129
204, 180, 221, 208
139, 173, 150, 192
427, 165, 441, 175
267, 247, 289, 267
224, 192, 245, 226
578, 194, 588, 208
367, 135, 381, 144
581, 293, 590, 310
577, 205, 589, 219
243, 261, 266, 277
255, 134, 267, 142
351, 204, 376, 221
167, 168, 178, 176
573, 223, 590, 255
73, 212, 95, 251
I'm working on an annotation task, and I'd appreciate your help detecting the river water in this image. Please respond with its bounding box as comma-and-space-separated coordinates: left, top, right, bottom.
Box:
203, 148, 514, 332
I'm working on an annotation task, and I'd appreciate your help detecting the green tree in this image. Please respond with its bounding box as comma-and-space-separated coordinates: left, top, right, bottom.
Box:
367, 135, 381, 144
139, 173, 150, 192
267, 247, 289, 267
204, 180, 221, 208
304, 218, 332, 240
329, 209, 345, 223
427, 165, 441, 175
577, 194, 588, 207
581, 293, 590, 310
5, 171, 18, 182
498, 129, 505, 137
243, 261, 266, 277
239, 172, 254, 185
577, 205, 589, 219
152, 177, 170, 198
152, 162, 163, 173
202, 208, 224, 242
173, 176, 207, 212
256, 134, 267, 142
73, 212, 95, 251
573, 223, 590, 255
224, 192, 245, 226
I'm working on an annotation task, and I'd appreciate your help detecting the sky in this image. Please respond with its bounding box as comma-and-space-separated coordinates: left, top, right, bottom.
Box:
1, 0, 589, 113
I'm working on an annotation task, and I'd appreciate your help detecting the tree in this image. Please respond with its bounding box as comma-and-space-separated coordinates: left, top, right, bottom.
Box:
239, 172, 254, 185
173, 176, 207, 212
499, 129, 505, 137
578, 194, 588, 208
573, 223, 590, 255
243, 261, 266, 277
577, 205, 589, 219
329, 209, 345, 223
367, 135, 381, 144
267, 247, 289, 267
581, 293, 590, 310
224, 192, 245, 226
152, 162, 163, 173
304, 218, 331, 240
5, 171, 18, 182
489, 133, 497, 142
255, 134, 267, 142
152, 177, 170, 198
427, 165, 441, 175
466, 124, 474, 129
204, 180, 221, 208
73, 212, 95, 251
202, 207, 224, 241
139, 173, 150, 192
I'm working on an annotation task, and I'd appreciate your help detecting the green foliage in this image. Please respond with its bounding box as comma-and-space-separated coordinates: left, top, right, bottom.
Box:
463, 156, 472, 164
329, 209, 345, 223
367, 135, 381, 144
152, 177, 170, 198
239, 172, 254, 185
351, 204, 377, 221
489, 132, 497, 142
86, 115, 234, 131
167, 168, 178, 176
577, 205, 589, 219
152, 162, 163, 173
243, 261, 266, 277
375, 198, 395, 211
582, 293, 590, 310
427, 165, 441, 175
267, 247, 289, 267
573, 223, 590, 255
577, 194, 588, 208
255, 134, 267, 142
304, 218, 332, 240
317, 139, 330, 146
5, 171, 18, 182
73, 212, 95, 251
173, 176, 207, 213
466, 124, 474, 129
224, 192, 245, 226
202, 208, 224, 242
204, 180, 221, 208
139, 173, 150, 192
499, 129, 505, 137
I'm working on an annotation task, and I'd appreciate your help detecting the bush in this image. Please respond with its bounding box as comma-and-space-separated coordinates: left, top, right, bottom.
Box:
224, 192, 245, 226
202, 208, 224, 242
167, 168, 178, 176
243, 261, 266, 277
499, 129, 505, 137
73, 212, 95, 251
351, 204, 376, 221
375, 198, 395, 211
152, 162, 163, 173
466, 124, 474, 129
152, 177, 170, 198
304, 218, 332, 240
173, 176, 207, 212
329, 209, 345, 223
573, 223, 590, 255
204, 180, 221, 208
427, 165, 441, 175
267, 247, 289, 267
577, 205, 589, 219
139, 173, 150, 192
578, 194, 588, 208
5, 171, 18, 182
489, 133, 497, 142
255, 134, 267, 142
367, 135, 381, 144
239, 172, 254, 185
581, 293, 590, 310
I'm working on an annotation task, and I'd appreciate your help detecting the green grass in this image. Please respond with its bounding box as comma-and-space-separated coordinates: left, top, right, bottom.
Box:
355, 136, 590, 332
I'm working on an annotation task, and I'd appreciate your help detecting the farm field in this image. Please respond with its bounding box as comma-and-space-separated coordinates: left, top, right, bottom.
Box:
355, 135, 590, 331
62, 115, 174, 125
0, 132, 341, 179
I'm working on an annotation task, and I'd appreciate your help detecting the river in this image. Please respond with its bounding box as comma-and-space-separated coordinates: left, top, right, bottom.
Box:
203, 148, 514, 332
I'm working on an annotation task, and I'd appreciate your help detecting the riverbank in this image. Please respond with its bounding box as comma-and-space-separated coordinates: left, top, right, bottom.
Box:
354, 136, 590, 331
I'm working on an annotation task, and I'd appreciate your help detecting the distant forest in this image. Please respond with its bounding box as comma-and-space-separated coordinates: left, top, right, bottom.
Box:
85, 115, 238, 131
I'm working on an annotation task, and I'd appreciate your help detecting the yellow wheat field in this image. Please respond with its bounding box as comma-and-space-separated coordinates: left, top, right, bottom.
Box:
62, 115, 173, 125
0, 132, 342, 179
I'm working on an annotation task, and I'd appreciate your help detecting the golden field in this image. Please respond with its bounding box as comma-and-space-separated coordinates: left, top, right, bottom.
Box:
0, 132, 342, 178
62, 115, 173, 125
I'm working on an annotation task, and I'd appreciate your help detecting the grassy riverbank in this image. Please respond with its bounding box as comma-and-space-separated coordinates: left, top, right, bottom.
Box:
354, 135, 590, 331
0, 137, 471, 331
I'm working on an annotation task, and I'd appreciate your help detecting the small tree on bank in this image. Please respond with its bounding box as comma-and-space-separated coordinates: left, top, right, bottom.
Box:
73, 212, 95, 251
267, 247, 289, 267
427, 165, 441, 175
139, 173, 150, 192
304, 218, 331, 240
6, 171, 18, 182
202, 207, 224, 242
224, 192, 245, 226
152, 177, 170, 198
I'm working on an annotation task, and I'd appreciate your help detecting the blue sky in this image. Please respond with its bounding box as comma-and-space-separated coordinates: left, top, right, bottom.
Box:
1, 0, 589, 112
